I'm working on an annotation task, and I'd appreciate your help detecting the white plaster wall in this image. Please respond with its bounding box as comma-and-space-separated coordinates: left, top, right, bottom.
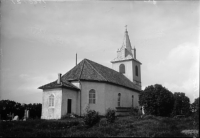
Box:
41, 88, 62, 119
80, 81, 139, 116
132, 61, 141, 83
41, 82, 140, 118
112, 60, 133, 82
81, 81, 106, 115
61, 88, 79, 117
104, 83, 140, 110
112, 60, 142, 89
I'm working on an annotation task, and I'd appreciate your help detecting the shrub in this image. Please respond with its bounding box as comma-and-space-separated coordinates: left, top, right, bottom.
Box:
171, 92, 191, 117
105, 108, 116, 123
83, 110, 100, 127
142, 115, 156, 120
130, 106, 140, 116
99, 118, 108, 127
139, 84, 174, 117
61, 113, 79, 119
61, 113, 71, 119
193, 107, 199, 129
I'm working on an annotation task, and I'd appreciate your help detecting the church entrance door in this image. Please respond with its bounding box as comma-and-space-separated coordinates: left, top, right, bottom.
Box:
67, 99, 72, 114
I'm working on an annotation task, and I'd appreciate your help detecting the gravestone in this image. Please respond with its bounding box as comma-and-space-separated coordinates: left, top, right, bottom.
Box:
12, 115, 19, 121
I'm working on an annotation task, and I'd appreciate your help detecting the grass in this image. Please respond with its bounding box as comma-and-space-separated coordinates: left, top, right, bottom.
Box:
0, 115, 198, 137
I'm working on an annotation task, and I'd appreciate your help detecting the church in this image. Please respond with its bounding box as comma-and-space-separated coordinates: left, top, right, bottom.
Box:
38, 28, 142, 119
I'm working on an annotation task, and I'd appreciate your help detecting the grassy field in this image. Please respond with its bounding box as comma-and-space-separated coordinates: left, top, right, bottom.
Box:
0, 115, 199, 137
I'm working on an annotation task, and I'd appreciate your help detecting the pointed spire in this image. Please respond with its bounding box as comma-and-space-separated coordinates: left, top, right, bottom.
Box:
122, 25, 133, 56
113, 26, 136, 61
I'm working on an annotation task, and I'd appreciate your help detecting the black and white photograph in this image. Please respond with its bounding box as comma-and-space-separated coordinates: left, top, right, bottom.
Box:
0, 0, 199, 137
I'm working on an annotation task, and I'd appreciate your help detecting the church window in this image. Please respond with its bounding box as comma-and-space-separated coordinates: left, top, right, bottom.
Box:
49, 94, 54, 107
135, 66, 138, 76
89, 89, 96, 104
132, 95, 134, 107
118, 93, 121, 107
119, 64, 125, 74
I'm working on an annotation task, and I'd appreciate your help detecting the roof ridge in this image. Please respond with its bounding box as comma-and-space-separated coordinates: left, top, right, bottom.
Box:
78, 59, 85, 80
86, 59, 120, 74
85, 59, 108, 81
38, 80, 79, 90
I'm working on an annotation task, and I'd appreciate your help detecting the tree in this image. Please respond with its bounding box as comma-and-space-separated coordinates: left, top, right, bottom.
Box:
191, 97, 199, 113
171, 92, 191, 116
191, 97, 199, 128
0, 100, 42, 120
139, 84, 174, 117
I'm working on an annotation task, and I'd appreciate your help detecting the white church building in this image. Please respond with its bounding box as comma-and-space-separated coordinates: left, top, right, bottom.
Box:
38, 28, 142, 119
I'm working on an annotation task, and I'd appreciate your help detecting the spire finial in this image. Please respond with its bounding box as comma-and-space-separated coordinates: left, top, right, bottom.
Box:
125, 25, 127, 31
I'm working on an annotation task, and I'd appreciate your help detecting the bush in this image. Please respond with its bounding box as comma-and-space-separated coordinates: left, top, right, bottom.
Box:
105, 108, 116, 123
172, 92, 191, 117
61, 113, 71, 119
193, 108, 199, 129
142, 115, 157, 120
61, 113, 79, 119
139, 84, 174, 117
99, 118, 108, 127
83, 110, 100, 127
130, 107, 140, 116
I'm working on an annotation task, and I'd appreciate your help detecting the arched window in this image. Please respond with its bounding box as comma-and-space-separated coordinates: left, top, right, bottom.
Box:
119, 64, 125, 74
118, 93, 121, 107
89, 89, 96, 104
132, 95, 134, 107
49, 94, 54, 107
135, 66, 138, 76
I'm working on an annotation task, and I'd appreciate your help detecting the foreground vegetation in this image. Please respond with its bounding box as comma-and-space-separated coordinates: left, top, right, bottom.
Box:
0, 115, 198, 137
0, 85, 198, 137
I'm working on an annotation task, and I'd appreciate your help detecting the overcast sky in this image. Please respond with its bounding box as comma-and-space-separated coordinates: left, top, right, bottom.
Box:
0, 0, 199, 104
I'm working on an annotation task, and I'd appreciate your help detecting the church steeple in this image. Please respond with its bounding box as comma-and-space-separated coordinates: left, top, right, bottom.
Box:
111, 26, 142, 90
113, 26, 135, 61
122, 25, 133, 57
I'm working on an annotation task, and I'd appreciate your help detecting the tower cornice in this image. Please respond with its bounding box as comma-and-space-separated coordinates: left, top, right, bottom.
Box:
111, 58, 142, 64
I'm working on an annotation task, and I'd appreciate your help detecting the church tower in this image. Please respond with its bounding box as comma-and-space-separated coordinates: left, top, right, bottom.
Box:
111, 27, 142, 89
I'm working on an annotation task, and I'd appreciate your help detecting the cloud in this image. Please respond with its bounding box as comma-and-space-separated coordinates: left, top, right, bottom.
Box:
143, 43, 199, 102
1, 72, 57, 103
18, 73, 59, 91
1, 1, 198, 104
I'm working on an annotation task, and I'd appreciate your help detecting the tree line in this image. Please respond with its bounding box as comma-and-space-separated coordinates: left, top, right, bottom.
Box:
139, 84, 199, 119
0, 100, 41, 120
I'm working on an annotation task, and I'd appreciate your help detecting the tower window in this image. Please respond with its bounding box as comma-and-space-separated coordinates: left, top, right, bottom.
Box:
118, 93, 121, 107
49, 94, 54, 107
135, 66, 138, 76
89, 89, 96, 104
119, 64, 125, 74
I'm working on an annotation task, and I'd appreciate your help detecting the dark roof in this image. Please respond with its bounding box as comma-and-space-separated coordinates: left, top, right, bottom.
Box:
63, 59, 140, 92
39, 59, 141, 92
38, 80, 79, 90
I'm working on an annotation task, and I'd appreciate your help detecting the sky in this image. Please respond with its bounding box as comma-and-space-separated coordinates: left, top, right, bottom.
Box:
0, 0, 199, 104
